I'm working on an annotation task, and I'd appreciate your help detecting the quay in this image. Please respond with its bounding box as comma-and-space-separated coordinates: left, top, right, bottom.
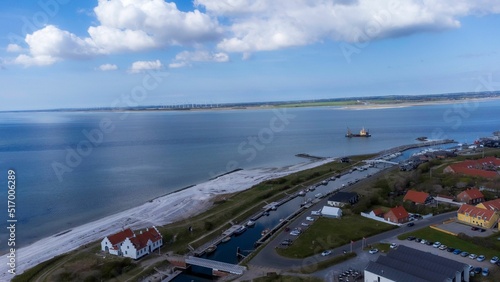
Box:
193, 224, 244, 256
378, 139, 455, 156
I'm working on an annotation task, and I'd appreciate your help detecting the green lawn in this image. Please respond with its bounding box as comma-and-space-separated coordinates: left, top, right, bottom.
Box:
398, 227, 500, 259
276, 215, 396, 258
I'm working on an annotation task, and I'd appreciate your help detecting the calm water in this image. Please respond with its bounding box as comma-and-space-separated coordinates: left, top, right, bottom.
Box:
0, 100, 499, 250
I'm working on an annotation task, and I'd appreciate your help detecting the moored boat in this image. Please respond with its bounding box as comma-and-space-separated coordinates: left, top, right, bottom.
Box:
234, 225, 247, 235
246, 220, 255, 227
206, 245, 217, 253
221, 236, 231, 243
261, 228, 270, 236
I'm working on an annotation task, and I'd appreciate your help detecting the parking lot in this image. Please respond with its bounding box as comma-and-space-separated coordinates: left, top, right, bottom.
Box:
434, 220, 497, 237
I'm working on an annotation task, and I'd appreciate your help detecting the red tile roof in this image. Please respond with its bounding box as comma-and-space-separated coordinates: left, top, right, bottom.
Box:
403, 190, 429, 204
107, 228, 134, 246
479, 199, 500, 211
458, 188, 484, 201
458, 204, 496, 221
129, 227, 162, 250
446, 157, 500, 178
387, 206, 409, 220
372, 208, 384, 216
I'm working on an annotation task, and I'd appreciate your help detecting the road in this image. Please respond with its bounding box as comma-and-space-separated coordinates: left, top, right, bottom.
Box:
248, 211, 456, 272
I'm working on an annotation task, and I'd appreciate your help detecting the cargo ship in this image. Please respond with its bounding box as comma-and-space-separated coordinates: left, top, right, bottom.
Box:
346, 127, 371, 137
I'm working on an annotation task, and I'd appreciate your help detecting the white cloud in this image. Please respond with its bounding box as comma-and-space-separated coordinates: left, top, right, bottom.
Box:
195, 0, 500, 53
129, 59, 163, 73
10, 0, 500, 66
169, 50, 229, 68
6, 44, 24, 53
13, 25, 100, 67
14, 0, 222, 66
98, 63, 118, 71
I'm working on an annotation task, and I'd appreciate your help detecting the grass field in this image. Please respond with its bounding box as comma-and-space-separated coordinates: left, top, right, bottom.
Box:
276, 215, 396, 258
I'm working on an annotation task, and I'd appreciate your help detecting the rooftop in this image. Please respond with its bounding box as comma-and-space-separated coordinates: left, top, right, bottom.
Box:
365, 245, 467, 282
403, 190, 430, 204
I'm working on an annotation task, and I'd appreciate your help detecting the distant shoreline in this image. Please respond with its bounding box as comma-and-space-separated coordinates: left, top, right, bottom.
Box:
1, 93, 499, 113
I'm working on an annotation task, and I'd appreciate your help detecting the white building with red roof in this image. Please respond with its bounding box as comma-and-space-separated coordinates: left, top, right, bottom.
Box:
101, 226, 163, 259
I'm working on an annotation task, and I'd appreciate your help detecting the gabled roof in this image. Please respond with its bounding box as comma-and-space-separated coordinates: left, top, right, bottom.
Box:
478, 199, 500, 211
328, 192, 357, 202
321, 206, 342, 216
458, 204, 496, 221
457, 188, 484, 200
403, 190, 430, 204
372, 208, 384, 216
386, 206, 408, 220
365, 245, 467, 282
447, 157, 500, 178
107, 228, 134, 246
128, 227, 162, 250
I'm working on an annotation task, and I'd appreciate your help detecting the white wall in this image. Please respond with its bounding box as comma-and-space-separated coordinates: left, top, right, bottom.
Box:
364, 270, 396, 282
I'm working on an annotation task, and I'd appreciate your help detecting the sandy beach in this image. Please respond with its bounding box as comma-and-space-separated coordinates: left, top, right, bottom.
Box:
337, 97, 500, 110
0, 158, 334, 279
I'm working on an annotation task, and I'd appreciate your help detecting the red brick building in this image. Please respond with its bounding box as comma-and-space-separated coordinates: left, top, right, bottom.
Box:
384, 206, 409, 224
456, 188, 484, 205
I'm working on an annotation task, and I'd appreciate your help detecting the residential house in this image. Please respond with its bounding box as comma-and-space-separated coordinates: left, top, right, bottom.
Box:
101, 226, 163, 259
384, 206, 409, 224
101, 228, 134, 256
444, 157, 500, 178
456, 188, 484, 205
369, 208, 384, 218
320, 206, 342, 218
327, 192, 359, 207
457, 204, 499, 229
403, 190, 433, 205
364, 245, 469, 282
476, 198, 500, 212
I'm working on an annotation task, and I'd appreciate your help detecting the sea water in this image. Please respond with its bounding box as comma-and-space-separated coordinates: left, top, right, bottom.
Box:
0, 99, 499, 251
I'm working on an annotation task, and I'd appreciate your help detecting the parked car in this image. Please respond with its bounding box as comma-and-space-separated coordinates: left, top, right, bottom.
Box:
453, 249, 462, 255
390, 243, 398, 249
460, 252, 470, 257
473, 267, 482, 275
469, 254, 478, 259
471, 226, 479, 231
305, 216, 315, 221
477, 255, 486, 262
420, 239, 428, 244
439, 245, 447, 250
369, 249, 379, 254
482, 268, 489, 277
446, 247, 455, 252
407, 222, 415, 227
415, 238, 422, 243
407, 236, 416, 241
432, 242, 441, 248
301, 222, 309, 227
490, 256, 499, 264
321, 250, 332, 256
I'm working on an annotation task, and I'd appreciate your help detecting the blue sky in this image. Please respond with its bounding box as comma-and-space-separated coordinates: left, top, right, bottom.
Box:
1, 0, 500, 111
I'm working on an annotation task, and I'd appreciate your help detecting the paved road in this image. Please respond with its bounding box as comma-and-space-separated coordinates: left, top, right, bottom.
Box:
248, 211, 456, 272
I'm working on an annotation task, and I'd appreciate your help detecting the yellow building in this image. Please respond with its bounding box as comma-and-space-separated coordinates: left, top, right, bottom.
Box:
457, 204, 499, 229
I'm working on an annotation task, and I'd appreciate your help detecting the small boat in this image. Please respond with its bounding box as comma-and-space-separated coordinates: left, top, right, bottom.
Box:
264, 211, 270, 216
246, 220, 255, 227
206, 245, 217, 253
234, 225, 247, 235
270, 205, 277, 211
298, 190, 306, 196
221, 236, 231, 243
261, 228, 270, 236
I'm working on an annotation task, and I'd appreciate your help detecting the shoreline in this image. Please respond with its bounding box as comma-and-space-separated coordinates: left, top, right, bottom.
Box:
336, 97, 500, 110
0, 158, 335, 278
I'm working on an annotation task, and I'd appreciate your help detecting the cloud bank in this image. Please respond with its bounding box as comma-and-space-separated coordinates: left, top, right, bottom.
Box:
9, 0, 500, 66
